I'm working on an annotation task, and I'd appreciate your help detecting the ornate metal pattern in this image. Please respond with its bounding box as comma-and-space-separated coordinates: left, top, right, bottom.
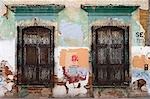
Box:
17, 26, 54, 86
92, 26, 129, 86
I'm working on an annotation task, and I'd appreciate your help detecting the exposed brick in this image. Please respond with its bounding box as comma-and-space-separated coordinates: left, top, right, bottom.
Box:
139, 9, 149, 43
41, 88, 52, 97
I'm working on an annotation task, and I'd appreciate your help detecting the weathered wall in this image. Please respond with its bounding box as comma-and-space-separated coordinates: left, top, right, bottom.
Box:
130, 5, 150, 97
139, 9, 149, 41
0, 1, 17, 97
53, 8, 90, 97
3, 0, 149, 10
0, 0, 150, 98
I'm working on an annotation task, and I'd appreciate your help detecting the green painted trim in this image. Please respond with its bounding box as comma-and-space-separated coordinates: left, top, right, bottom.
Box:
81, 5, 139, 15
14, 13, 58, 16
88, 13, 132, 16
9, 5, 65, 15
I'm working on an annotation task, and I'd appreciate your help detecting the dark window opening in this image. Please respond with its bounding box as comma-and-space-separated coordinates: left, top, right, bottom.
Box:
17, 26, 54, 86
92, 26, 129, 86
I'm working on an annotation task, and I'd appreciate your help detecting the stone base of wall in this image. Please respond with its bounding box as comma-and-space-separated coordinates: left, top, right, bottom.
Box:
129, 89, 149, 97
1, 87, 150, 98
93, 87, 149, 98
16, 85, 52, 98
93, 88, 128, 98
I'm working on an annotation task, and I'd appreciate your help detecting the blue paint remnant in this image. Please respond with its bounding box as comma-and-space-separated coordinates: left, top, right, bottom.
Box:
132, 69, 150, 94
60, 20, 83, 40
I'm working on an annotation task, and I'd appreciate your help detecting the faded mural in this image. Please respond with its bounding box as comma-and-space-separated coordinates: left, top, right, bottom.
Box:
0, 0, 150, 98
53, 48, 90, 97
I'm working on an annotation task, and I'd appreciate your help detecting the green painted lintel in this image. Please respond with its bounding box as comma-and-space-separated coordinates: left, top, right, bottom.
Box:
81, 5, 139, 14
15, 13, 58, 16
88, 13, 132, 16
9, 4, 65, 15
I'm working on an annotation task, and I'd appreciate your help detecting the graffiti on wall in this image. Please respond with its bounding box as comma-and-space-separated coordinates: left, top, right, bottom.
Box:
132, 52, 150, 94
56, 48, 89, 96
62, 54, 87, 84
135, 31, 145, 44
60, 49, 89, 84
132, 69, 150, 94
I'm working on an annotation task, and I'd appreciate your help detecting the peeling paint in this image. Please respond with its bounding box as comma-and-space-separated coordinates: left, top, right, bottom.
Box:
53, 48, 90, 97
0, 1, 150, 98
58, 8, 88, 47
60, 48, 89, 67
132, 55, 150, 69
0, 60, 15, 97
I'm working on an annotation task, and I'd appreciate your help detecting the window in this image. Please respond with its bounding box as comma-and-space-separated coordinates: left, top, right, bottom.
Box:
92, 26, 129, 86
17, 26, 54, 86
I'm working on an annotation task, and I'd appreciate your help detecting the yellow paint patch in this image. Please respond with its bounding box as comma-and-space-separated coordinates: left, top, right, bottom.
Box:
60, 48, 89, 68
132, 55, 150, 69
